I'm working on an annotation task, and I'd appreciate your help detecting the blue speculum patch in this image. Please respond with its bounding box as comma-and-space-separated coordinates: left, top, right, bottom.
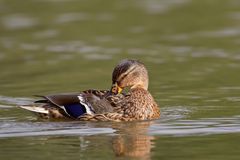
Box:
64, 103, 86, 118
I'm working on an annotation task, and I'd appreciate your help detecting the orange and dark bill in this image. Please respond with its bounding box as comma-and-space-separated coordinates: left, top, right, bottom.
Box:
111, 83, 123, 94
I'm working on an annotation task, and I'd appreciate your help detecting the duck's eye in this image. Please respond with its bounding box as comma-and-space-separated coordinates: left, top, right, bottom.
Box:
112, 87, 115, 92
111, 86, 117, 93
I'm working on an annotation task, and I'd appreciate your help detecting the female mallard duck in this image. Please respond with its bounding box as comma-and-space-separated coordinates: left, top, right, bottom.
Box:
20, 59, 160, 121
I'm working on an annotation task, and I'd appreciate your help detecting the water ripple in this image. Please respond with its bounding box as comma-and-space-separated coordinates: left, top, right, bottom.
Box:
0, 122, 115, 138
0, 115, 240, 138
1, 14, 37, 30
139, 0, 190, 14
55, 12, 89, 23
0, 95, 34, 106
0, 101, 240, 138
151, 116, 240, 136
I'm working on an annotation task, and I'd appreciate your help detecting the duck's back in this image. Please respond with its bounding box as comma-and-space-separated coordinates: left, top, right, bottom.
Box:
78, 88, 160, 121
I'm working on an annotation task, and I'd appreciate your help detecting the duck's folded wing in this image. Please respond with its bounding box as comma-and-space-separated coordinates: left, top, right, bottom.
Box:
35, 94, 80, 106
35, 90, 113, 119
34, 93, 92, 118
79, 91, 114, 114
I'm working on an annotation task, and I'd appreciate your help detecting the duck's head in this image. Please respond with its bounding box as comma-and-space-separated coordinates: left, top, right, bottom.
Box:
111, 59, 149, 94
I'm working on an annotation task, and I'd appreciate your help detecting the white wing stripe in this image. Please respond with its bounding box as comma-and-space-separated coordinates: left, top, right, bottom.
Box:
78, 95, 93, 115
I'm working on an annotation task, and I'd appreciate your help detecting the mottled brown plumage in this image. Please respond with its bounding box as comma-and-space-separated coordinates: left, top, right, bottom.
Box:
78, 87, 160, 121
78, 59, 160, 121
19, 59, 160, 121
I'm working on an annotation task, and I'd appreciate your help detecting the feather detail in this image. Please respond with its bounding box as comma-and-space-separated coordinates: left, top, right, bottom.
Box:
19, 105, 49, 114
62, 103, 87, 118
78, 113, 134, 122
78, 95, 94, 115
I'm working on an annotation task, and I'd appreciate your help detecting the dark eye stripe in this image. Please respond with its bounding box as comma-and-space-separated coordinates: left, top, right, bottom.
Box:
112, 59, 142, 83
117, 66, 137, 83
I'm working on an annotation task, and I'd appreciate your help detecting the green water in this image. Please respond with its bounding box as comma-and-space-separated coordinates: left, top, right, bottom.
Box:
0, 0, 240, 159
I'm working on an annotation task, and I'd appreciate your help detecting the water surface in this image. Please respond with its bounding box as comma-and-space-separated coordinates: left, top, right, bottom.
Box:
0, 0, 240, 159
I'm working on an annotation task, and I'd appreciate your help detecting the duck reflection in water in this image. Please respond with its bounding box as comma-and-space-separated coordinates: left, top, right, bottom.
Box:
23, 121, 155, 160
112, 121, 154, 160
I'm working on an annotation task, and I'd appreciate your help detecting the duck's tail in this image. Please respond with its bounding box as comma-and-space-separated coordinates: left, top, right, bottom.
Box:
19, 105, 48, 114
19, 105, 50, 119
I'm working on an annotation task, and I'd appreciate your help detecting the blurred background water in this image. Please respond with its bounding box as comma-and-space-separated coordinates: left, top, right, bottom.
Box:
0, 0, 240, 159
